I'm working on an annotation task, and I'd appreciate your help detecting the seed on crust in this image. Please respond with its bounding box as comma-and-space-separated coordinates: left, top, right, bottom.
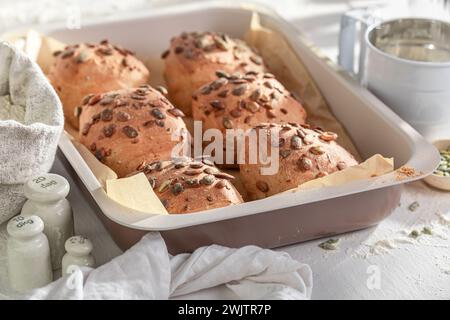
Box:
297, 156, 313, 171
189, 161, 204, 169
171, 182, 184, 195
75, 51, 88, 63
200, 85, 212, 95
161, 49, 170, 59
211, 78, 228, 90
337, 161, 347, 170
151, 108, 166, 120
158, 179, 171, 193
185, 168, 203, 176
200, 174, 215, 185
230, 109, 242, 118
266, 110, 276, 118
263, 81, 273, 89
99, 95, 115, 105
122, 125, 138, 138
81, 122, 91, 136
310, 146, 325, 155
246, 101, 260, 113
61, 49, 75, 59
316, 172, 328, 178
103, 124, 116, 137
232, 84, 247, 96
319, 131, 338, 142
256, 180, 269, 192
88, 94, 102, 105
210, 100, 224, 110
216, 70, 230, 78
116, 111, 131, 122
250, 55, 263, 65
168, 108, 185, 118
223, 117, 234, 129
303, 134, 315, 145
215, 180, 226, 189
213, 172, 235, 180
250, 89, 262, 101
291, 135, 302, 149
217, 90, 228, 98
185, 178, 199, 187
81, 94, 94, 105
280, 149, 292, 158
161, 199, 169, 208
74, 106, 82, 118
155, 86, 168, 95
100, 108, 113, 121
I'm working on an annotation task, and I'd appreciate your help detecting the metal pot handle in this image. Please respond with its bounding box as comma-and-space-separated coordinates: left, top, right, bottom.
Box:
338, 9, 382, 82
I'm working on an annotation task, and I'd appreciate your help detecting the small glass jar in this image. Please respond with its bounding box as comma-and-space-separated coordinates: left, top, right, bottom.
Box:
62, 236, 95, 276
7, 215, 53, 292
21, 174, 74, 270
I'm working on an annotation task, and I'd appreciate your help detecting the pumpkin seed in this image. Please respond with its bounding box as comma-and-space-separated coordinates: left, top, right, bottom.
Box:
200, 175, 215, 185
158, 179, 171, 193
318, 238, 339, 250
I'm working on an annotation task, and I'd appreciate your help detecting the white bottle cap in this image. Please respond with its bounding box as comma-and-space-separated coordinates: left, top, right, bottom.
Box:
7, 215, 44, 239
65, 236, 93, 257
24, 174, 70, 202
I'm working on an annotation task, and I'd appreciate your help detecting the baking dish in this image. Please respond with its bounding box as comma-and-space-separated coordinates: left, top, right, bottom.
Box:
16, 2, 439, 253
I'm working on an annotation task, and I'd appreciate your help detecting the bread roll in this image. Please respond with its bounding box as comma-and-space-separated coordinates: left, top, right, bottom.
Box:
162, 31, 267, 116
192, 71, 307, 133
239, 123, 358, 200
136, 157, 243, 214
191, 71, 307, 167
79, 85, 189, 178
47, 40, 150, 128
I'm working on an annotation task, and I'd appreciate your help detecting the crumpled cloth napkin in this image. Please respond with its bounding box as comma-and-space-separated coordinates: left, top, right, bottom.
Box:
0, 42, 64, 224
24, 233, 313, 300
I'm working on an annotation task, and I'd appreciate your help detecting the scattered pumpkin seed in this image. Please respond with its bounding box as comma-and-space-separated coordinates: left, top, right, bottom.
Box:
408, 201, 420, 212
318, 238, 340, 250
434, 148, 450, 176
409, 230, 420, 239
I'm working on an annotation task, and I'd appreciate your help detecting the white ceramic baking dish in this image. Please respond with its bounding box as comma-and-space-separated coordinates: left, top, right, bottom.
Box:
20, 2, 439, 253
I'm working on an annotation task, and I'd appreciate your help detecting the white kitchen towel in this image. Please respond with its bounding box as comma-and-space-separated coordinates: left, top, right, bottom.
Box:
24, 233, 313, 300
0, 42, 64, 224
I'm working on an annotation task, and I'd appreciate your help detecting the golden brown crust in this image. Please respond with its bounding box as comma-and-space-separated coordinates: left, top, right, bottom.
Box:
192, 71, 307, 133
136, 157, 243, 214
47, 40, 150, 129
162, 32, 266, 116
78, 86, 189, 178
239, 123, 359, 200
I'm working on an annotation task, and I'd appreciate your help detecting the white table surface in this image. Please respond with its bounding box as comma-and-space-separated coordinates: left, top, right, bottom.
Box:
1, 0, 450, 300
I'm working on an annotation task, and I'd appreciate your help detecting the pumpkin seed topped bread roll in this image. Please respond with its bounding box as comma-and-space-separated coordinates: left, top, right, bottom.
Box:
239, 123, 358, 200
48, 40, 150, 129
162, 31, 267, 116
135, 157, 243, 214
78, 85, 188, 177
